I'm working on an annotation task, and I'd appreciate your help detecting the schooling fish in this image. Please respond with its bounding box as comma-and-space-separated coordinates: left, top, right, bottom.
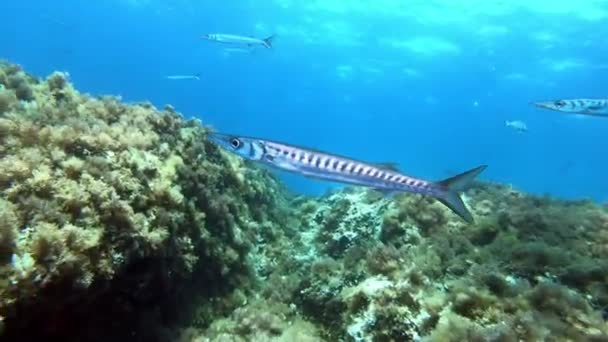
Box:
209, 133, 487, 223
165, 74, 201, 81
201, 33, 275, 49
532, 98, 608, 117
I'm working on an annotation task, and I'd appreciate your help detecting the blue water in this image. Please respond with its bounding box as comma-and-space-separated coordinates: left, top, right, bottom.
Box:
2, 0, 607, 201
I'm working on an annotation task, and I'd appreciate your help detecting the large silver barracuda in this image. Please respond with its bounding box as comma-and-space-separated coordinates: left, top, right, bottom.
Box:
209, 133, 487, 223
532, 98, 608, 117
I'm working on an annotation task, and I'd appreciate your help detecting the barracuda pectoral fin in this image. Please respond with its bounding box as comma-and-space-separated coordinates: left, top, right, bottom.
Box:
435, 165, 487, 224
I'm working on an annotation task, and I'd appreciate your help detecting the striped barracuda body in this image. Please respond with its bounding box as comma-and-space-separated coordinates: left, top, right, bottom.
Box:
532, 98, 608, 117
209, 133, 487, 223
201, 33, 275, 49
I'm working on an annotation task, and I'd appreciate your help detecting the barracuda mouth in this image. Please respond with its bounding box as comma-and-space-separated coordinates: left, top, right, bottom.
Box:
207, 132, 234, 149
531, 101, 551, 109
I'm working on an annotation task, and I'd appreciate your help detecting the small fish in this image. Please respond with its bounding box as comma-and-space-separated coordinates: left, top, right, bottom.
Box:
505, 120, 528, 133
202, 33, 275, 49
165, 73, 201, 81
209, 133, 487, 223
532, 98, 608, 117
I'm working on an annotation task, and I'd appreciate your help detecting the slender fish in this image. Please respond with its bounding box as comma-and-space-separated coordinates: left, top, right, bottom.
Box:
209, 133, 487, 223
532, 98, 608, 117
165, 73, 200, 81
201, 33, 275, 49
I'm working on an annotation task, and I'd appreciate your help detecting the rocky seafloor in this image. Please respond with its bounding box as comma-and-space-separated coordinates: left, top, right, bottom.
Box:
0, 61, 607, 341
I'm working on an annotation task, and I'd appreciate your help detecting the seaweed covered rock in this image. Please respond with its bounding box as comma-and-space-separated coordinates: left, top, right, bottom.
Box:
178, 300, 322, 342
0, 61, 292, 340
2, 60, 608, 342
301, 189, 392, 258
258, 184, 608, 341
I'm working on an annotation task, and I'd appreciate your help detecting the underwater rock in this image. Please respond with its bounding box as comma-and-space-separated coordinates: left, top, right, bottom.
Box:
178, 300, 322, 342
1, 60, 608, 341
264, 185, 608, 341
0, 61, 292, 340
311, 190, 392, 258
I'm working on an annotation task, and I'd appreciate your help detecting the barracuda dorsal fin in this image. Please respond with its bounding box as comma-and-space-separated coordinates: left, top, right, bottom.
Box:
373, 162, 400, 172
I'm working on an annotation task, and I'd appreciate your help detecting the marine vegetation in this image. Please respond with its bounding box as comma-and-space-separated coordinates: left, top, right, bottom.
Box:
250, 185, 608, 341
1, 61, 608, 341
0, 61, 294, 340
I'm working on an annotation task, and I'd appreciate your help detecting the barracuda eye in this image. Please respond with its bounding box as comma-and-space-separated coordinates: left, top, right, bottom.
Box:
555, 100, 566, 107
230, 138, 241, 149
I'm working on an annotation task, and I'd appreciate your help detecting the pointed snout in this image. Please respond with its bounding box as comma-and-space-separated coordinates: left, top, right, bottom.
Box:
530, 101, 552, 109
207, 132, 230, 146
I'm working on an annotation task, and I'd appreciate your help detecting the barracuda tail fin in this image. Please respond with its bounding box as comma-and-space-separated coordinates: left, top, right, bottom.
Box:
435, 165, 487, 223
262, 35, 275, 48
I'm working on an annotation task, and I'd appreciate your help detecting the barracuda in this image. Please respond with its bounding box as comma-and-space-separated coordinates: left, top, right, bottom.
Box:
201, 33, 275, 49
209, 133, 487, 223
532, 98, 608, 117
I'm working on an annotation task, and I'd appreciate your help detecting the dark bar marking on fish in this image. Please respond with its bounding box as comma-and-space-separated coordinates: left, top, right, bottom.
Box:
261, 142, 268, 158
332, 159, 340, 170
248, 142, 255, 157
344, 163, 352, 173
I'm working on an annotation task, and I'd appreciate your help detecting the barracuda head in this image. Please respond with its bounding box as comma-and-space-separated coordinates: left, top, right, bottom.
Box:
201, 33, 217, 41
531, 99, 568, 112
208, 133, 264, 160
